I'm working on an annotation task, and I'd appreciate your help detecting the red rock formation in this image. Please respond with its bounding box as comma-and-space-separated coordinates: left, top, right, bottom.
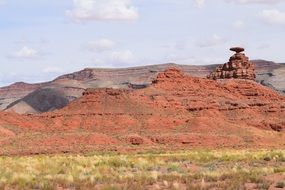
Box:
0, 68, 285, 155
208, 47, 256, 80
153, 67, 185, 83
2, 60, 284, 114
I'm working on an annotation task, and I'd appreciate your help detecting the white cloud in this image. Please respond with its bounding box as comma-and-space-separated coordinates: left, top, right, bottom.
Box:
198, 0, 282, 6
86, 38, 116, 52
261, 9, 285, 26
66, 0, 138, 22
225, 0, 283, 4
233, 20, 245, 28
197, 34, 227, 48
194, 0, 205, 8
11, 46, 39, 59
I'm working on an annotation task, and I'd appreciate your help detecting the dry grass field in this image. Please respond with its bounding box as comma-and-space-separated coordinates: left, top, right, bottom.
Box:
0, 150, 285, 190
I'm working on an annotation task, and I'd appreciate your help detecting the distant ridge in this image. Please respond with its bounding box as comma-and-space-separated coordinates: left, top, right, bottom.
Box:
0, 60, 284, 114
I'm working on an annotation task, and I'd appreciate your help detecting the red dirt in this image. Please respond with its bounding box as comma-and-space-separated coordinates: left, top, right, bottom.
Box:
0, 68, 285, 155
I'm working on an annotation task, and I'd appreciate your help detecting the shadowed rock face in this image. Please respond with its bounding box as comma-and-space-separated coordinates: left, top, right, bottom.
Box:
208, 48, 256, 80
0, 68, 284, 155
0, 82, 46, 111
0, 61, 284, 114
5, 88, 69, 114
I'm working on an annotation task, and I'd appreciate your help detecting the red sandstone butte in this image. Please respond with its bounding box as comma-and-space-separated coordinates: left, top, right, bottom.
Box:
0, 67, 285, 155
208, 47, 256, 80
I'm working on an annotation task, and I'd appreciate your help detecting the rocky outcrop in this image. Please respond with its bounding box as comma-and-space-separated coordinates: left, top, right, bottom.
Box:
208, 47, 256, 80
0, 68, 285, 155
45, 67, 284, 132
1, 60, 284, 114
153, 67, 185, 84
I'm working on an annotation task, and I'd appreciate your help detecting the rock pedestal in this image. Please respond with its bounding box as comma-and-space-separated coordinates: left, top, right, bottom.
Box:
208, 47, 256, 80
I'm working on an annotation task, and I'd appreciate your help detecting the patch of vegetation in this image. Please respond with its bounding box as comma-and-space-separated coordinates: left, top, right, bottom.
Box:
0, 150, 284, 189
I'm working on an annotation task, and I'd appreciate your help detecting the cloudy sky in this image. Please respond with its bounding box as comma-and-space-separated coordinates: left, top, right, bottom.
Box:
0, 0, 285, 86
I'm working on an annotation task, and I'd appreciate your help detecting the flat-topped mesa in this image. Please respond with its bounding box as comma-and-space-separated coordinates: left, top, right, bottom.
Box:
208, 47, 256, 80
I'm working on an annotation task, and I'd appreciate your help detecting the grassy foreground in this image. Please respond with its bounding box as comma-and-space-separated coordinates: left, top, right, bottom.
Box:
0, 150, 285, 190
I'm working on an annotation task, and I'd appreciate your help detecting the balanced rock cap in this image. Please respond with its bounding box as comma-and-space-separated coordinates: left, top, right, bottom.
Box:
230, 47, 245, 53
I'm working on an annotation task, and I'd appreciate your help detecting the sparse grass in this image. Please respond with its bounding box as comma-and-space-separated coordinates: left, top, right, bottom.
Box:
0, 150, 284, 189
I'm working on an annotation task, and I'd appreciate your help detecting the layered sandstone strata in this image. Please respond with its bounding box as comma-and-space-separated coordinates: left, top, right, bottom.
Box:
208, 47, 256, 80
2, 60, 284, 114
0, 68, 285, 155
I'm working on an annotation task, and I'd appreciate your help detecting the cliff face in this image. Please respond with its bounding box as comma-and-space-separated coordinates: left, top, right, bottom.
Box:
0, 68, 284, 155
0, 61, 284, 114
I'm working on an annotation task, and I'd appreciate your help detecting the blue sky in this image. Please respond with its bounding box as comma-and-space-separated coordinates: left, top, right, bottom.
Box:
0, 0, 285, 86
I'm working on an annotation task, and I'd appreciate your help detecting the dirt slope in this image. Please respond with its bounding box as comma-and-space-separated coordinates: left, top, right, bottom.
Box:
0, 68, 284, 155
